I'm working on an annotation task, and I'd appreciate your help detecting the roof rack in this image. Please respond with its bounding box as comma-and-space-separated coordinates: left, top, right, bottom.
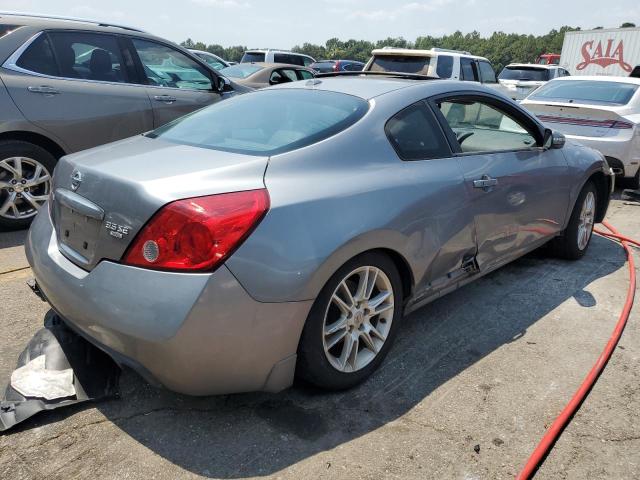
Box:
431, 47, 472, 55
315, 71, 440, 81
0, 11, 145, 33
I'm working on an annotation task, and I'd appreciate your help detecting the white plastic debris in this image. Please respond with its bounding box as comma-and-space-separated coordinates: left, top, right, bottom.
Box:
10, 355, 75, 400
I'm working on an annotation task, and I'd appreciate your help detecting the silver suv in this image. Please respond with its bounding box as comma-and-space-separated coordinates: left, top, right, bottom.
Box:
0, 12, 245, 230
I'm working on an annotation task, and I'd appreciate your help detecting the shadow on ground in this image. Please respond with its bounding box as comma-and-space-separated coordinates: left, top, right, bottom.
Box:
3, 235, 626, 478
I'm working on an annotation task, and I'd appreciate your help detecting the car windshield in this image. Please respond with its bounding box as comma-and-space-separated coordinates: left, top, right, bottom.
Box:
241, 52, 265, 63
220, 64, 263, 79
369, 55, 431, 75
499, 67, 550, 81
149, 89, 369, 155
529, 80, 639, 106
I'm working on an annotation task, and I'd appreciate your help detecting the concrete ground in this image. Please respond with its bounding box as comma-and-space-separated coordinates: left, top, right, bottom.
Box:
0, 197, 639, 480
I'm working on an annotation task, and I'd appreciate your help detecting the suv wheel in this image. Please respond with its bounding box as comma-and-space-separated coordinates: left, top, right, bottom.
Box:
0, 141, 55, 231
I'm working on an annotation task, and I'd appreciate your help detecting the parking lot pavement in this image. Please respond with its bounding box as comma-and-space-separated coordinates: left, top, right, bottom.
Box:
0, 198, 639, 480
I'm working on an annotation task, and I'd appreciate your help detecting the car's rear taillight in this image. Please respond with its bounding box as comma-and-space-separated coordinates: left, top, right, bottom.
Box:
123, 189, 269, 272
610, 120, 634, 129
332, 61, 340, 72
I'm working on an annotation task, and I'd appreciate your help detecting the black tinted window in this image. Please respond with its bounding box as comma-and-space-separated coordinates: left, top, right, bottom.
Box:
460, 58, 478, 81
370, 55, 431, 75
274, 53, 304, 66
48, 32, 128, 82
386, 103, 450, 161
344, 62, 363, 71
529, 80, 638, 106
478, 61, 497, 83
16, 34, 58, 76
436, 55, 453, 78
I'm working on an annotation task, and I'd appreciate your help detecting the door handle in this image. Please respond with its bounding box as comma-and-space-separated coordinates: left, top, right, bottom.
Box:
28, 86, 60, 95
153, 95, 177, 104
473, 175, 498, 191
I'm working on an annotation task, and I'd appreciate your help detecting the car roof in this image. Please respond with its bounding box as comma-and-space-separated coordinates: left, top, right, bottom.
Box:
269, 76, 491, 100
370, 47, 489, 61
551, 75, 640, 85
230, 62, 312, 69
505, 63, 558, 70
0, 12, 145, 34
245, 49, 311, 56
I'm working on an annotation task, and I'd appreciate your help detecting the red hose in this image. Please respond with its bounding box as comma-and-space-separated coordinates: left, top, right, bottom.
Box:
516, 221, 636, 479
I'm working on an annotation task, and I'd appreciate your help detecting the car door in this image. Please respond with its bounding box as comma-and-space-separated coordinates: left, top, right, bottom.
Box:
431, 93, 570, 271
2, 30, 154, 153
385, 101, 477, 299
130, 38, 221, 127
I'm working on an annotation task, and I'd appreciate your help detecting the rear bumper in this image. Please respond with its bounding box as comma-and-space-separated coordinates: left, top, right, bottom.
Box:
25, 207, 313, 395
563, 134, 639, 178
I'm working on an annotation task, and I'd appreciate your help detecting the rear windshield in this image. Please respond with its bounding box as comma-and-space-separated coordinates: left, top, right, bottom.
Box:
310, 61, 336, 72
369, 55, 431, 75
499, 67, 550, 82
241, 52, 265, 63
220, 64, 263, 79
529, 80, 639, 106
149, 89, 369, 156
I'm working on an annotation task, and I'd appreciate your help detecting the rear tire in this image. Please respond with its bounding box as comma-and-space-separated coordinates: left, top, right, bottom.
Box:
0, 141, 56, 231
549, 181, 597, 260
296, 252, 403, 390
622, 169, 640, 190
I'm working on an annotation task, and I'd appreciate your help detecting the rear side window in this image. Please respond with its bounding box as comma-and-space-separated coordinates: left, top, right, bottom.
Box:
436, 55, 453, 78
48, 32, 128, 82
344, 62, 363, 71
478, 61, 497, 83
274, 53, 304, 66
370, 55, 431, 75
385, 102, 450, 161
150, 89, 369, 156
460, 57, 479, 81
16, 34, 58, 76
241, 52, 265, 63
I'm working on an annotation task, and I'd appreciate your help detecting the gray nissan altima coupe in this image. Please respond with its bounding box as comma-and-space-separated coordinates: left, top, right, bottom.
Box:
26, 74, 613, 395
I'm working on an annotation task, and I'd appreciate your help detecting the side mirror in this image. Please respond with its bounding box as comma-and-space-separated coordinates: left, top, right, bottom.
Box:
543, 128, 566, 149
216, 75, 231, 93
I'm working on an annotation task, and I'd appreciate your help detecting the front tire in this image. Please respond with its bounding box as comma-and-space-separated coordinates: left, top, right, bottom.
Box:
296, 252, 403, 390
0, 140, 55, 231
550, 181, 597, 260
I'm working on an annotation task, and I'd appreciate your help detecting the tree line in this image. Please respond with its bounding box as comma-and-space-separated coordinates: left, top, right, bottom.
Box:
181, 22, 636, 73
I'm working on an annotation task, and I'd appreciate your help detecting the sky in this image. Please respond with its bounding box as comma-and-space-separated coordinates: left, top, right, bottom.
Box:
1, 0, 639, 48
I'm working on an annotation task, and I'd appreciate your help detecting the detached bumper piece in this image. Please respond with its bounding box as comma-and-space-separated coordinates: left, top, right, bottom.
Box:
1, 312, 120, 432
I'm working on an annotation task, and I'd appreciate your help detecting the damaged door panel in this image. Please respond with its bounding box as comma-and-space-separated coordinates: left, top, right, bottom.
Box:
1, 312, 120, 432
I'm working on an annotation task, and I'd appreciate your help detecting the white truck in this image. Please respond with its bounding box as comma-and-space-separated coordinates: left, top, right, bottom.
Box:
560, 27, 640, 77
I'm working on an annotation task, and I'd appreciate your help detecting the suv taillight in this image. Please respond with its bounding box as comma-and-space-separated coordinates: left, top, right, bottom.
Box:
123, 189, 269, 272
610, 120, 634, 129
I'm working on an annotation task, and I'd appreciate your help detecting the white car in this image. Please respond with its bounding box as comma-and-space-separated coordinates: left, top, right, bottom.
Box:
363, 47, 500, 87
498, 64, 571, 101
522, 76, 640, 187
240, 49, 315, 67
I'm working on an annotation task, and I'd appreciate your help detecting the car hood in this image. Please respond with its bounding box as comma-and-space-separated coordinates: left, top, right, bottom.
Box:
48, 135, 268, 271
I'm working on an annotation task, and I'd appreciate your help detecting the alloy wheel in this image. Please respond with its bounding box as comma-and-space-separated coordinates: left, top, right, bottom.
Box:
577, 190, 595, 251
322, 265, 395, 373
0, 157, 51, 220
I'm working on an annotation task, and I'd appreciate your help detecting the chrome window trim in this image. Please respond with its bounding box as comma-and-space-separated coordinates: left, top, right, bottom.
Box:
1, 30, 219, 94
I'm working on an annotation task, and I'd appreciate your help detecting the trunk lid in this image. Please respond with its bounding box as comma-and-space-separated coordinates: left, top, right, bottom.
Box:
522, 101, 635, 138
50, 135, 268, 271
